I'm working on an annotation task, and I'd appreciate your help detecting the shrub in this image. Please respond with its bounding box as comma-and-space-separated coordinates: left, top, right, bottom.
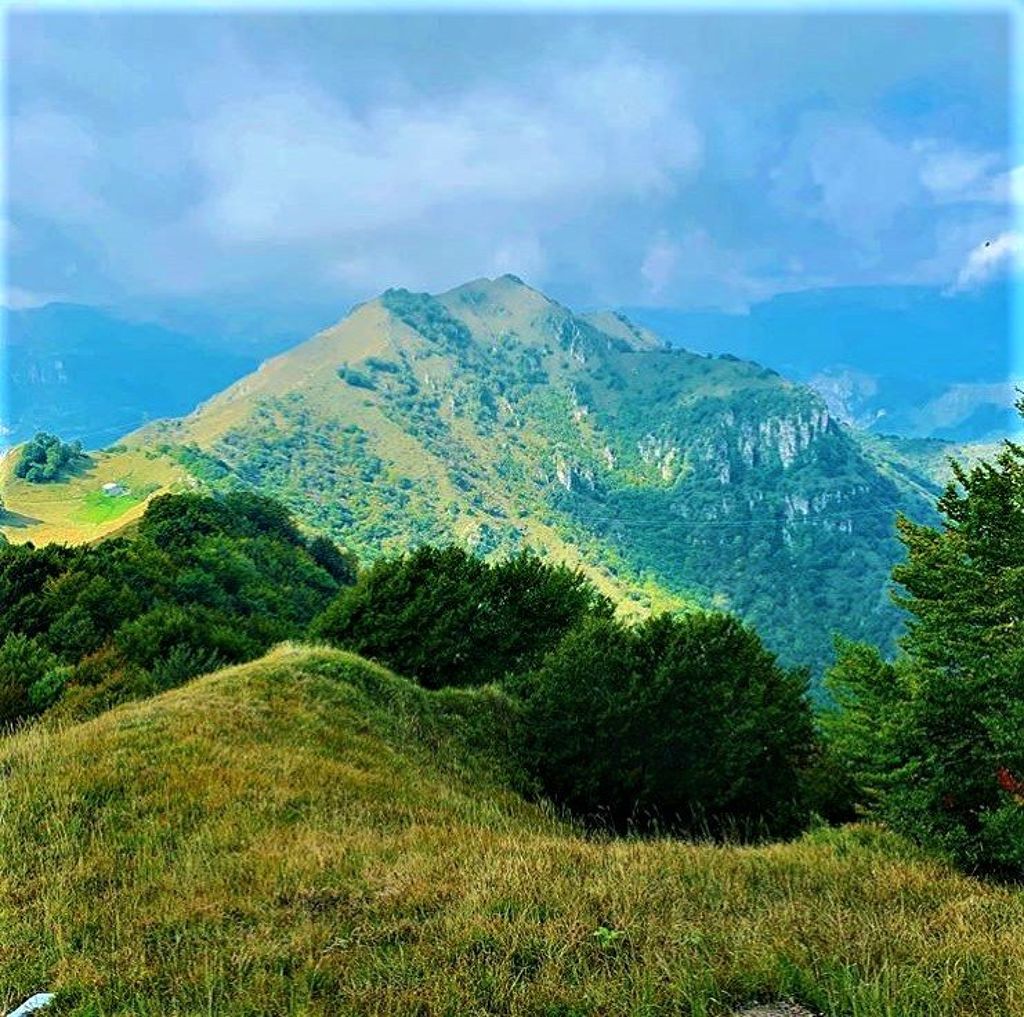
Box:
517, 611, 814, 835
312, 546, 612, 688
0, 633, 58, 724
0, 492, 345, 719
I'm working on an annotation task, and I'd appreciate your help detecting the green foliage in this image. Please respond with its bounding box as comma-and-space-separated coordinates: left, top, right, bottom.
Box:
308, 534, 358, 585
313, 545, 614, 688
0, 634, 58, 725
149, 643, 227, 692
826, 407, 1024, 874
337, 364, 377, 390
168, 443, 240, 487
15, 431, 85, 483
381, 288, 472, 349
516, 611, 814, 835
364, 356, 401, 374
27, 664, 73, 712
209, 396, 455, 557
0, 492, 354, 722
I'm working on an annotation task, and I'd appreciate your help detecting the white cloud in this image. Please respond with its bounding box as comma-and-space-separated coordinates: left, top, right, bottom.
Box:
635, 227, 833, 311
640, 234, 680, 296
984, 164, 1024, 206
950, 231, 1022, 292
771, 115, 923, 247
490, 236, 546, 282
194, 54, 700, 248
8, 49, 702, 303
772, 119, 1017, 258
917, 143, 1001, 202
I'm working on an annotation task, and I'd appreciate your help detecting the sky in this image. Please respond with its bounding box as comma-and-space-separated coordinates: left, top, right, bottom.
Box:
3, 4, 1021, 339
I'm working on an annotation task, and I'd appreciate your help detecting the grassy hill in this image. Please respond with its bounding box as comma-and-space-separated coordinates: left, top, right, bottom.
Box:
1, 644, 1022, 1016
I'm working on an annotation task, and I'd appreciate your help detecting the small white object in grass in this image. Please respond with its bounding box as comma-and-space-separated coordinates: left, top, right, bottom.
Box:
7, 994, 56, 1017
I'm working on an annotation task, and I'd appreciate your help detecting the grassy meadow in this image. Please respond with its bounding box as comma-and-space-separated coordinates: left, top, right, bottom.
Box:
1, 644, 1022, 1016
0, 446, 188, 546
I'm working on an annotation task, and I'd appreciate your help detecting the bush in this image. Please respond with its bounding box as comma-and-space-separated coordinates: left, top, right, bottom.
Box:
312, 546, 613, 688
0, 633, 58, 724
0, 492, 346, 719
517, 611, 814, 835
115, 604, 259, 671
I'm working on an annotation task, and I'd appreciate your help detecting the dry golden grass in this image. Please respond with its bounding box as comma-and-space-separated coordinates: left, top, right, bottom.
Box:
2, 645, 1022, 1016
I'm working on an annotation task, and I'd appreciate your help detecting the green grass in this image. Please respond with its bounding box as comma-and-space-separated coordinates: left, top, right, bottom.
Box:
72, 485, 154, 524
1, 644, 1022, 1016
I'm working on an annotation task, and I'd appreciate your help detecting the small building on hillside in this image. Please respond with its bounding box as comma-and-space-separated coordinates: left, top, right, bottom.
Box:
102, 482, 127, 497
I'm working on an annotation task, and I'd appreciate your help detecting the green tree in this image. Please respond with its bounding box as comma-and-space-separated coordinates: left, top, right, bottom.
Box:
14, 432, 85, 483
826, 405, 1024, 873
518, 611, 813, 835
312, 545, 612, 688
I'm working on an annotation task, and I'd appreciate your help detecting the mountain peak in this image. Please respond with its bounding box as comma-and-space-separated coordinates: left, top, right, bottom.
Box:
440, 272, 545, 302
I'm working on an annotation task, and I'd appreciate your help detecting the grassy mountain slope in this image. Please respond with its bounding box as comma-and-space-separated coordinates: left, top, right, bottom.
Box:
0, 443, 190, 546
121, 275, 944, 668
1, 644, 1022, 1016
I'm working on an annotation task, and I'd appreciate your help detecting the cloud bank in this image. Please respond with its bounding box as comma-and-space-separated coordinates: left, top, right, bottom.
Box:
5, 11, 1016, 320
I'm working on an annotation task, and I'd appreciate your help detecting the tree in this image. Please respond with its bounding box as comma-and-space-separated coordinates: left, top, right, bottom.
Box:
14, 432, 85, 483
518, 611, 814, 835
826, 402, 1024, 873
312, 546, 612, 688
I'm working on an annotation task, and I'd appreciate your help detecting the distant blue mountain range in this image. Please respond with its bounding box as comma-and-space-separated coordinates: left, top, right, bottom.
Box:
625, 283, 1019, 441
2, 304, 265, 449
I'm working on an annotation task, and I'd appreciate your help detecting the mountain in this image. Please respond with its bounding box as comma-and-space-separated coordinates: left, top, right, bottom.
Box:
624, 283, 1019, 442
1, 642, 1015, 1015
2, 303, 261, 448
107, 274, 952, 673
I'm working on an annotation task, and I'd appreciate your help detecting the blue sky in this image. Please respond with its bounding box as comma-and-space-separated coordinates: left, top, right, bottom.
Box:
4, 5, 1021, 334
